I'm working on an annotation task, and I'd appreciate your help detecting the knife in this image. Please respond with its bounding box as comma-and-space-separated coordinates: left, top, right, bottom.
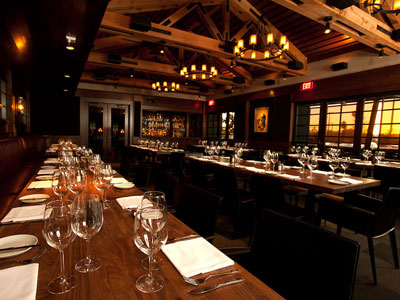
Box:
188, 277, 245, 295
0, 244, 40, 252
0, 220, 43, 226
167, 234, 199, 244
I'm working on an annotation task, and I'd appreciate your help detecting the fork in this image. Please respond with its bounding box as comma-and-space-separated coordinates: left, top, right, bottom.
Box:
0, 247, 47, 267
182, 268, 240, 286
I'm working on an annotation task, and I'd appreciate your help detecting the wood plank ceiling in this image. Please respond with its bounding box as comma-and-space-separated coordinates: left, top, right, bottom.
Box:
80, 0, 400, 97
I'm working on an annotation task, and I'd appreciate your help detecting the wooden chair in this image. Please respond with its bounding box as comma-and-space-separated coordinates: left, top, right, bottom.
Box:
318, 187, 400, 285
225, 209, 360, 300
174, 184, 222, 242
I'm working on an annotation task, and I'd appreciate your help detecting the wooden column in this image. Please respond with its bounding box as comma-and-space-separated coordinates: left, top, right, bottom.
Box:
245, 100, 250, 142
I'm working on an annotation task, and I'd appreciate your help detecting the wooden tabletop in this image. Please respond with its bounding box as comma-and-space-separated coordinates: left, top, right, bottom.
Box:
0, 165, 284, 300
130, 145, 185, 155
187, 156, 380, 195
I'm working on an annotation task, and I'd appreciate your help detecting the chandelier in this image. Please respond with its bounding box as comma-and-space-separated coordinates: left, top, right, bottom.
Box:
180, 64, 218, 80
364, 0, 400, 15
234, 33, 289, 61
152, 81, 180, 93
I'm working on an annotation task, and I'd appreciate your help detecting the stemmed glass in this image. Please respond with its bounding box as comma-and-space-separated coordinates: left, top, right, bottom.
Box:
263, 150, 271, 170
235, 148, 243, 162
312, 147, 319, 155
140, 191, 167, 271
303, 145, 309, 154
307, 155, 318, 179
298, 153, 308, 173
329, 156, 340, 178
52, 172, 69, 200
295, 145, 302, 155
42, 200, 76, 294
134, 201, 168, 293
71, 193, 103, 273
94, 163, 113, 209
340, 157, 351, 175
290, 145, 296, 154
271, 152, 279, 172
68, 168, 87, 195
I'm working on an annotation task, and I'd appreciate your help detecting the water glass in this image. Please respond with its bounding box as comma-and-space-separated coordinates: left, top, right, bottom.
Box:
52, 172, 68, 200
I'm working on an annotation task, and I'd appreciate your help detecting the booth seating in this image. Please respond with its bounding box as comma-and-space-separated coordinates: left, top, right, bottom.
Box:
0, 136, 49, 216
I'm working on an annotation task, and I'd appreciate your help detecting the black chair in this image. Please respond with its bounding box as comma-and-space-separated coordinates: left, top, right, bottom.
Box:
226, 209, 359, 300
132, 163, 151, 191
174, 184, 222, 242
373, 164, 400, 196
186, 159, 214, 190
154, 170, 179, 208
169, 152, 186, 183
318, 187, 400, 285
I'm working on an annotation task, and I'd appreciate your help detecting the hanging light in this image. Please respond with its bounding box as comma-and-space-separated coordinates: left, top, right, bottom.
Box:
180, 64, 218, 80
152, 81, 180, 93
17, 97, 24, 113
323, 16, 333, 34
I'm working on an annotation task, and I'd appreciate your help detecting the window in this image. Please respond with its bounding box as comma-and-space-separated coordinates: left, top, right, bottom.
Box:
207, 111, 235, 140
207, 113, 218, 139
325, 100, 356, 148
362, 96, 400, 151
0, 79, 6, 119
294, 103, 320, 144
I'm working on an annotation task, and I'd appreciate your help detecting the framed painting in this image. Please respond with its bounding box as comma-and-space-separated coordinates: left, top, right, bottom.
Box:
254, 107, 269, 133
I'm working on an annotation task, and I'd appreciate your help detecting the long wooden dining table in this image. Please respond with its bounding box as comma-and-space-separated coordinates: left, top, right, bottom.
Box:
0, 162, 285, 300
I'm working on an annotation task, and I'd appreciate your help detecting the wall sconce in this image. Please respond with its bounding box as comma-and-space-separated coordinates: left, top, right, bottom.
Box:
17, 97, 24, 114
66, 34, 76, 51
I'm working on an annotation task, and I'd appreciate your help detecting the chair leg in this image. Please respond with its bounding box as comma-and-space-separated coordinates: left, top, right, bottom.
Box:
389, 230, 399, 269
367, 237, 378, 285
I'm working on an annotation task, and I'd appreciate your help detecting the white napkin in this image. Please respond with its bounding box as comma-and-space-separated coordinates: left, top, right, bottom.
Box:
162, 237, 234, 278
1, 205, 46, 223
0, 264, 38, 300
43, 158, 58, 164
37, 169, 56, 175
111, 177, 128, 184
278, 174, 301, 180
27, 181, 52, 189
313, 170, 332, 175
355, 162, 372, 166
116, 196, 144, 209
339, 178, 363, 184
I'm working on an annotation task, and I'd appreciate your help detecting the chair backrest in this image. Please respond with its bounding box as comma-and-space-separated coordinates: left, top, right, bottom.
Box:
154, 171, 179, 206
250, 209, 359, 300
369, 187, 400, 236
170, 152, 186, 183
250, 174, 286, 212
175, 184, 222, 239
133, 163, 151, 190
374, 165, 400, 193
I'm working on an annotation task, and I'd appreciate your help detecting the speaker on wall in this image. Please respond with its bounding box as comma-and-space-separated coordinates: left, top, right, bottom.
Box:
288, 60, 304, 70
331, 62, 348, 71
130, 15, 151, 32
264, 79, 276, 86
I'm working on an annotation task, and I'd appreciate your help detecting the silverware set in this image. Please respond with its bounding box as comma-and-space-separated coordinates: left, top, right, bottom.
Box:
183, 268, 240, 286
0, 247, 47, 268
188, 277, 246, 295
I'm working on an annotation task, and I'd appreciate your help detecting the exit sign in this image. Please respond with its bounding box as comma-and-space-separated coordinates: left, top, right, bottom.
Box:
301, 81, 314, 91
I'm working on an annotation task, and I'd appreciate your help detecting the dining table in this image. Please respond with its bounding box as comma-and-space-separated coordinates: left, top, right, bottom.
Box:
186, 155, 381, 211
0, 159, 285, 300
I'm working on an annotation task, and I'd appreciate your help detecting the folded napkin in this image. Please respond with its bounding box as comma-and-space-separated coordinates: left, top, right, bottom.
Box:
27, 181, 52, 189
111, 177, 128, 184
278, 174, 301, 180
339, 178, 363, 184
115, 196, 153, 210
0, 263, 38, 300
313, 170, 332, 175
37, 169, 56, 175
355, 162, 372, 166
1, 205, 46, 223
162, 237, 234, 278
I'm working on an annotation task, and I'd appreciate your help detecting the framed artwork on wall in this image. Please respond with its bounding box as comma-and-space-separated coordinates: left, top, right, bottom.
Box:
254, 107, 269, 133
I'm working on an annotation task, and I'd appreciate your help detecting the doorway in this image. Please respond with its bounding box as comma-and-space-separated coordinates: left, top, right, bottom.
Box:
81, 99, 133, 162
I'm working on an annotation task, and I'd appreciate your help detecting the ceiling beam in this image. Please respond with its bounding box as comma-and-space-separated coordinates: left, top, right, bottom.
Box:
223, 0, 230, 41
93, 36, 138, 51
99, 11, 307, 75
230, 21, 254, 43
87, 51, 245, 86
159, 2, 197, 27
229, 0, 307, 66
80, 72, 215, 95
197, 5, 224, 40
271, 0, 400, 55
107, 0, 222, 14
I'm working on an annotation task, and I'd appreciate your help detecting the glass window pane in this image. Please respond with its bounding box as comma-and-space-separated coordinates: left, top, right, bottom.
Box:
310, 106, 320, 115
308, 135, 318, 143
383, 101, 394, 110
342, 103, 357, 112
394, 101, 400, 109
364, 101, 374, 111
309, 125, 319, 136
340, 124, 355, 136
327, 113, 340, 124
309, 115, 319, 125
341, 112, 356, 124
326, 125, 339, 137
363, 112, 372, 124
381, 124, 400, 138
327, 104, 341, 113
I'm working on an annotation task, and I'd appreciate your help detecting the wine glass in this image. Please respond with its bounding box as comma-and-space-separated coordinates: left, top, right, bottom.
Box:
134, 202, 168, 293
263, 150, 271, 170
312, 147, 319, 156
307, 155, 318, 179
52, 172, 69, 200
329, 157, 340, 178
68, 168, 87, 195
290, 145, 296, 154
340, 157, 351, 175
303, 145, 309, 154
42, 200, 76, 294
140, 191, 167, 271
215, 146, 221, 157
94, 163, 113, 209
298, 153, 308, 173
235, 148, 243, 162
271, 152, 279, 172
71, 193, 103, 273
295, 145, 302, 155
